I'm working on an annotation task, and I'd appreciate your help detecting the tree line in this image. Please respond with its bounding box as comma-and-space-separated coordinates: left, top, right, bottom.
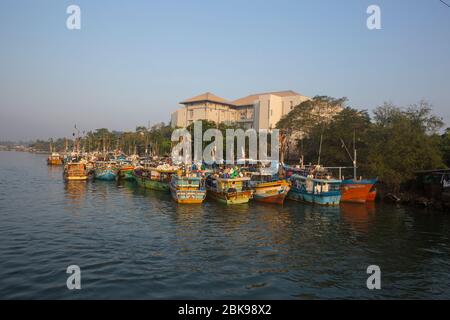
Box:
276, 96, 448, 192
30, 122, 174, 157
29, 96, 450, 191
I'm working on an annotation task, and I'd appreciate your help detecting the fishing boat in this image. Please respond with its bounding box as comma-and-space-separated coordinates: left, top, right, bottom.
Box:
205, 175, 253, 205
94, 161, 118, 181
341, 179, 377, 203
288, 166, 341, 206
249, 172, 291, 204
47, 152, 63, 165
366, 186, 377, 201
133, 167, 178, 191
170, 173, 207, 204
63, 162, 88, 181
117, 161, 135, 180
339, 133, 378, 203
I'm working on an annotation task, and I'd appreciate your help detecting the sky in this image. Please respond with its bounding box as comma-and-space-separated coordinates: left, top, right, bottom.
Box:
0, 0, 449, 141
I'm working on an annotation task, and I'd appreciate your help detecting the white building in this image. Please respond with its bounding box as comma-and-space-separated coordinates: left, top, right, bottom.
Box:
171, 90, 310, 130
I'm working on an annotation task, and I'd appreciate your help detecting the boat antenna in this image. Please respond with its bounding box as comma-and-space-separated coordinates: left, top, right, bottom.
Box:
340, 138, 353, 162
339, 130, 357, 179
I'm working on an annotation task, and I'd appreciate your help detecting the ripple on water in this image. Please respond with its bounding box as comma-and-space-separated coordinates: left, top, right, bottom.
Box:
1, 151, 450, 299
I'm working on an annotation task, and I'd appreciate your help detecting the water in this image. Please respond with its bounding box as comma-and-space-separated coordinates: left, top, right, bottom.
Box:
0, 151, 449, 299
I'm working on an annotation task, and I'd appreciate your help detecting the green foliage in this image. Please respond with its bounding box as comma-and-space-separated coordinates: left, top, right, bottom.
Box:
303, 107, 371, 173
368, 103, 444, 191
277, 96, 347, 136
440, 128, 450, 167
278, 97, 446, 191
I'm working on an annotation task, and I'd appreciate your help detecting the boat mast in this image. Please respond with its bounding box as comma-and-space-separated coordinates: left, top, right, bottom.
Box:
317, 133, 323, 166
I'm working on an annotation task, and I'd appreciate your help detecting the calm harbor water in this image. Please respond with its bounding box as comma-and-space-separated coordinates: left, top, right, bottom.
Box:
0, 151, 449, 299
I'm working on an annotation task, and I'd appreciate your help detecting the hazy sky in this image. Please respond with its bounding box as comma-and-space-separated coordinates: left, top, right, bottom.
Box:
1, 0, 449, 141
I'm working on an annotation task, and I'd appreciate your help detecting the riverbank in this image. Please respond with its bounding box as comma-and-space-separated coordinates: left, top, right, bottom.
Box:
376, 181, 450, 213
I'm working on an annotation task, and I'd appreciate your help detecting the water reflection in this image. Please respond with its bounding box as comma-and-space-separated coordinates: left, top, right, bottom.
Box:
64, 181, 87, 208
47, 165, 62, 180
2, 151, 450, 299
340, 202, 376, 234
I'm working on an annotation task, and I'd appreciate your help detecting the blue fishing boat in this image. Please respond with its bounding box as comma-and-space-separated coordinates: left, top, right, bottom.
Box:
94, 162, 118, 181
287, 165, 341, 206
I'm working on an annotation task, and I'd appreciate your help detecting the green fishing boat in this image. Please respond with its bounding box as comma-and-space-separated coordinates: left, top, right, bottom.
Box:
117, 162, 135, 180
132, 167, 178, 191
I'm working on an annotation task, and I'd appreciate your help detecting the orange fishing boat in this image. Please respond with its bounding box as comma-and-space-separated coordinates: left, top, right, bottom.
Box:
366, 185, 377, 202
249, 173, 291, 205
339, 133, 377, 203
340, 179, 377, 203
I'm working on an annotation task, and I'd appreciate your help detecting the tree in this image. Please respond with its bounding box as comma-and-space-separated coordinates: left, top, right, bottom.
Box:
276, 96, 346, 162
440, 128, 450, 167
367, 102, 444, 191
303, 107, 371, 175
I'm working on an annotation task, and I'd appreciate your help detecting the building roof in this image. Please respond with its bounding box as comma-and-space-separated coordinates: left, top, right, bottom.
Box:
232, 90, 302, 106
180, 92, 234, 106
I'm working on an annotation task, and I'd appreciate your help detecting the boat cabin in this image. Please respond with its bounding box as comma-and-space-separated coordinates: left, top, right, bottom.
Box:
206, 176, 251, 193
290, 174, 341, 194
172, 176, 204, 190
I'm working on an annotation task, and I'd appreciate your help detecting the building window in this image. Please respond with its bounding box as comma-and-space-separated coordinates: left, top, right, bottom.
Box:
189, 110, 193, 118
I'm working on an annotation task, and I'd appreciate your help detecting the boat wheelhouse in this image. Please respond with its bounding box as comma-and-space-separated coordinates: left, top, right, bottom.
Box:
205, 176, 253, 205
47, 152, 63, 165
170, 174, 206, 204
249, 172, 291, 205
63, 163, 88, 181
288, 169, 341, 206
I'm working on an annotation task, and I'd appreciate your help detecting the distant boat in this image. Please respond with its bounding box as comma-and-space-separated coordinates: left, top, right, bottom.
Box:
287, 166, 341, 206
170, 174, 206, 204
133, 167, 178, 191
63, 163, 88, 181
47, 152, 63, 165
94, 162, 118, 181
205, 176, 253, 205
249, 172, 291, 205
